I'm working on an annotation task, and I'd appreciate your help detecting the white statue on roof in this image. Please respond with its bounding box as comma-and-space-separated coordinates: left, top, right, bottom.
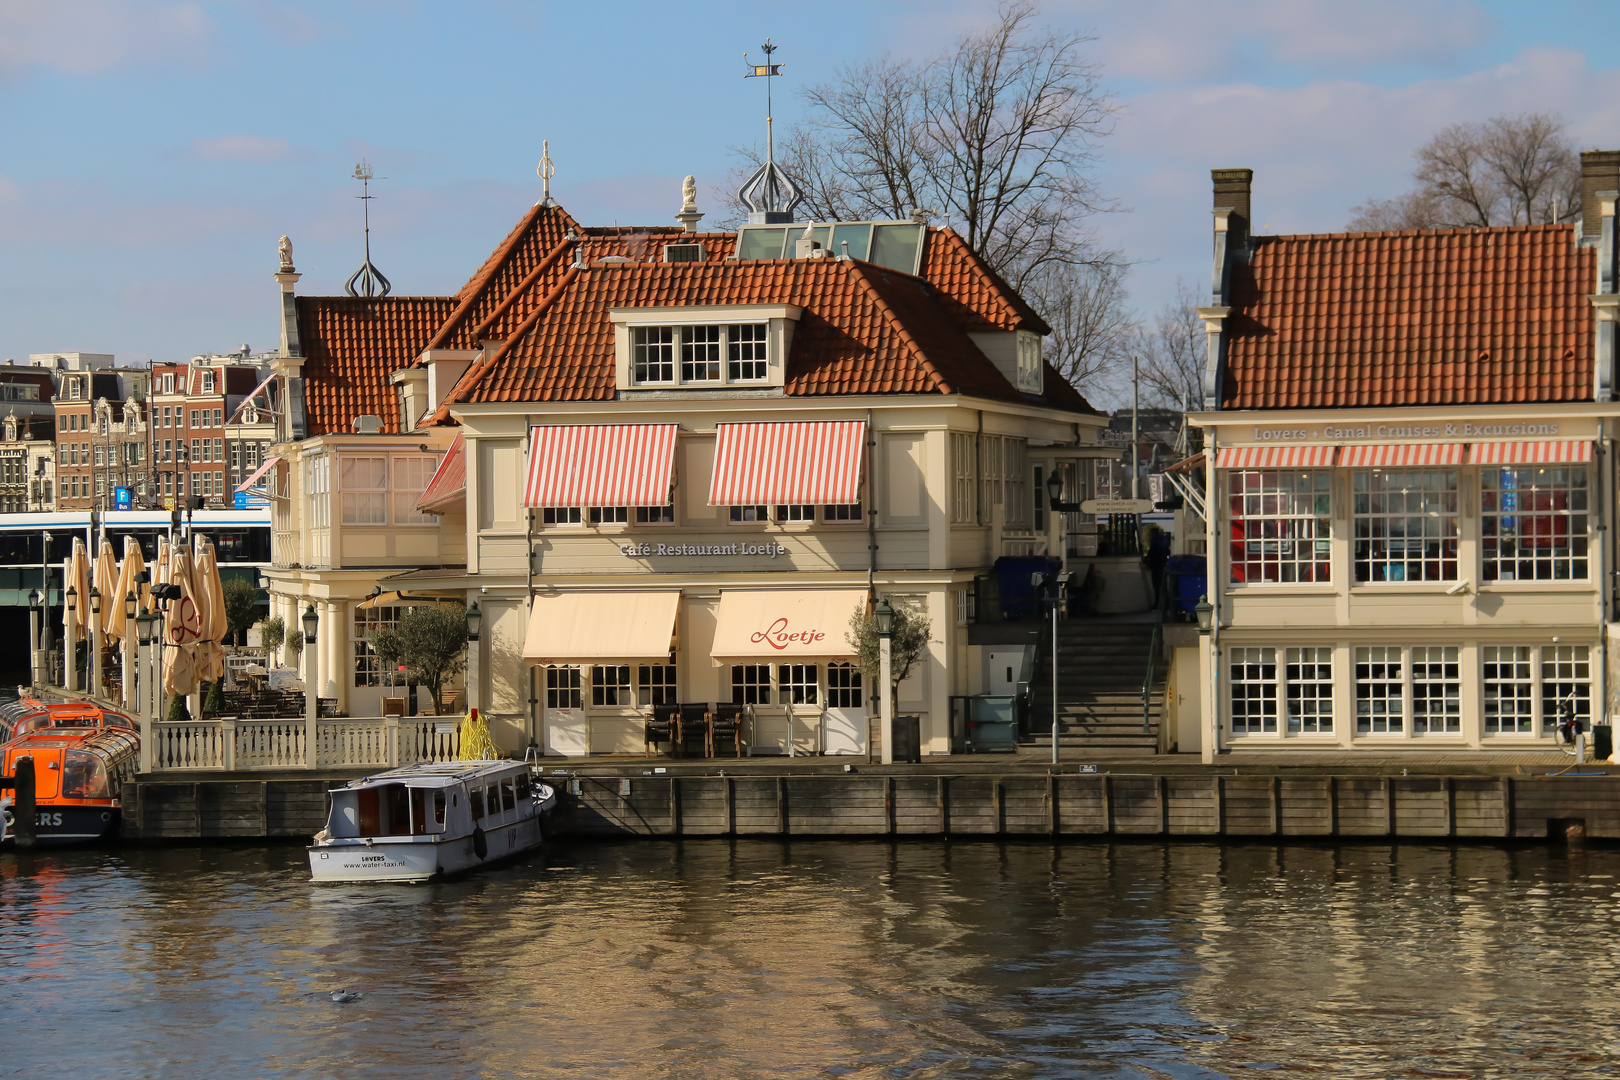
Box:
277, 234, 294, 273
681, 175, 697, 212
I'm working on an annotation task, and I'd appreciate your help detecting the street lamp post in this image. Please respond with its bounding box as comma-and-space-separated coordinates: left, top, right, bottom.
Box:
465, 601, 483, 719
1195, 595, 1216, 763
136, 609, 154, 771
65, 585, 78, 692
121, 590, 137, 710
302, 603, 319, 769
27, 588, 42, 688
1034, 571, 1072, 765
874, 598, 894, 765
89, 586, 102, 700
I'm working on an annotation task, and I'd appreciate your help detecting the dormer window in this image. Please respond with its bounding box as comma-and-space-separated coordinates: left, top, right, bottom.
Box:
1015, 331, 1043, 394
611, 305, 800, 392
201, 371, 215, 393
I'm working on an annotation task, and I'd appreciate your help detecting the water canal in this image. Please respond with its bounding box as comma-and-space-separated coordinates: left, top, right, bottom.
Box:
2, 839, 1617, 1078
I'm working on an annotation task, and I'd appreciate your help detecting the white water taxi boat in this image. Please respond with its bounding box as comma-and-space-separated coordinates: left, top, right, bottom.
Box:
308, 760, 557, 883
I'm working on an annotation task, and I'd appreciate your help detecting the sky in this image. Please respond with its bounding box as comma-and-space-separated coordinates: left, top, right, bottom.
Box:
3, 0, 1620, 377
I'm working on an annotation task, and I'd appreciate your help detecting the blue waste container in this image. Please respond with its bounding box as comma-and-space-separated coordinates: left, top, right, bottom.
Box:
994, 555, 1062, 620
1165, 555, 1208, 621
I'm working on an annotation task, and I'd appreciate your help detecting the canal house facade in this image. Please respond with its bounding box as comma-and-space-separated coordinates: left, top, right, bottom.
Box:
1178, 154, 1620, 760
262, 187, 1112, 754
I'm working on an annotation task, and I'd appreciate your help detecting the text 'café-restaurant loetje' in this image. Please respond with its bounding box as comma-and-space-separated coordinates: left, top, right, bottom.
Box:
1166, 153, 1620, 761
257, 165, 1113, 757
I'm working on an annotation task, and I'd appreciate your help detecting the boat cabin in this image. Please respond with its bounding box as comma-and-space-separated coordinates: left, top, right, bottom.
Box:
324, 761, 536, 840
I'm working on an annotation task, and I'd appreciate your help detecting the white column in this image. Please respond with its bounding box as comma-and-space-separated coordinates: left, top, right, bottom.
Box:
879, 634, 894, 765
91, 605, 103, 699
121, 627, 135, 710
304, 614, 319, 769
28, 607, 40, 688
465, 635, 480, 717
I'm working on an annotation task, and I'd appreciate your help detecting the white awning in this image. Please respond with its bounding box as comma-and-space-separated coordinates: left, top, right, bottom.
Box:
523, 590, 680, 664
710, 588, 868, 665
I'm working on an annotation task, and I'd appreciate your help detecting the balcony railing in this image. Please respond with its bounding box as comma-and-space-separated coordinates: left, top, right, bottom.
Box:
144, 716, 463, 773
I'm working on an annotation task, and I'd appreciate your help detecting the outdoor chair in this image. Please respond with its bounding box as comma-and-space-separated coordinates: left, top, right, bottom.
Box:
710, 704, 745, 757
675, 703, 711, 757
644, 704, 677, 756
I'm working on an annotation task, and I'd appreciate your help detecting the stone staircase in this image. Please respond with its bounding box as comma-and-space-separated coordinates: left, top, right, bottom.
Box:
1024, 620, 1164, 754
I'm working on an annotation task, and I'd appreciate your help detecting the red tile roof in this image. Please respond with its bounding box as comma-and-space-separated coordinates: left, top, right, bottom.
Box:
921, 228, 1051, 335
296, 296, 456, 435
1224, 224, 1595, 409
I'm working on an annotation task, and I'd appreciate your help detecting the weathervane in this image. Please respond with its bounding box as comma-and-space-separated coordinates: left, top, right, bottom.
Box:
738, 38, 803, 224
537, 139, 557, 207
345, 159, 392, 299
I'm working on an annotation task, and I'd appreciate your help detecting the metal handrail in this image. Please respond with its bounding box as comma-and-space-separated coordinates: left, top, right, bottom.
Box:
1142, 620, 1162, 734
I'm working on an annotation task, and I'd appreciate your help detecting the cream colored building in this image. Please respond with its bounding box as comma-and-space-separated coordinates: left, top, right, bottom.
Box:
1167, 159, 1620, 760
259, 190, 1112, 753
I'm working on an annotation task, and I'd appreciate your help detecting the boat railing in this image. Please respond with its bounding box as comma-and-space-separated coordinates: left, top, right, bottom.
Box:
146, 715, 464, 773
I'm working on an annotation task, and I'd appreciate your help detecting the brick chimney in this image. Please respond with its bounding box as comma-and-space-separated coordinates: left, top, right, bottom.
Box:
1580, 150, 1620, 240
1212, 168, 1253, 248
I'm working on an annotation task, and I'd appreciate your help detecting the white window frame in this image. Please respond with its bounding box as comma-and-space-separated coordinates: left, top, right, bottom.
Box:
1481, 464, 1590, 582
1352, 468, 1459, 583
1227, 469, 1333, 585
1015, 330, 1043, 394
611, 305, 800, 391
950, 432, 977, 524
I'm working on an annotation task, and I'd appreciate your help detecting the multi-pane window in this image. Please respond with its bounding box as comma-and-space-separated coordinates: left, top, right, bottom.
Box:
638, 665, 678, 706
731, 664, 771, 705
1481, 466, 1589, 581
680, 325, 721, 382
946, 433, 972, 527
775, 504, 813, 522
636, 504, 674, 524
353, 605, 408, 688
1228, 470, 1332, 583
1015, 331, 1042, 393
1229, 647, 1278, 734
978, 435, 1002, 517
1542, 644, 1591, 734
1354, 646, 1403, 733
589, 506, 629, 524
1352, 469, 1458, 582
391, 455, 437, 525
826, 662, 862, 708
823, 502, 861, 522
591, 665, 632, 706
1482, 645, 1534, 734
1285, 647, 1334, 733
729, 504, 767, 522
545, 666, 582, 709
727, 323, 768, 381
632, 326, 675, 383
542, 507, 582, 525
779, 664, 818, 705
340, 455, 388, 525
1410, 646, 1461, 734
1003, 438, 1029, 527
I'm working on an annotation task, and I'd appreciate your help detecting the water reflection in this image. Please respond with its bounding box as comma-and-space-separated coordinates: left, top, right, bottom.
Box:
1, 839, 1617, 1078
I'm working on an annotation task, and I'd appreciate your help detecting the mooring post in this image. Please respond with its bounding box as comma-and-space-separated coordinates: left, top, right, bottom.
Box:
11, 757, 37, 849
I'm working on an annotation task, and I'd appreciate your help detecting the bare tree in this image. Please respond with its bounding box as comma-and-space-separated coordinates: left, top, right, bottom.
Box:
1130, 283, 1203, 417
1024, 258, 1131, 398
725, 2, 1115, 288
1348, 112, 1580, 231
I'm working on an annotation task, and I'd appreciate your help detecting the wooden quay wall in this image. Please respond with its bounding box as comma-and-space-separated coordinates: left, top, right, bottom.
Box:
122, 768, 1620, 843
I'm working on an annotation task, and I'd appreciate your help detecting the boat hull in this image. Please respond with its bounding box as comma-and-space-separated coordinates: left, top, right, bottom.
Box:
2, 804, 121, 846
308, 814, 545, 883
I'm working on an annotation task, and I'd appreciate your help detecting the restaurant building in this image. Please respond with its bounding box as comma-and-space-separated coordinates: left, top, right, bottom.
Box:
1172, 153, 1620, 760
260, 170, 1113, 752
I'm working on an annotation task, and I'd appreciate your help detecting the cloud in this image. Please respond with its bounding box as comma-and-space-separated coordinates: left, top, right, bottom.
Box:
182, 134, 296, 162
0, 1, 215, 80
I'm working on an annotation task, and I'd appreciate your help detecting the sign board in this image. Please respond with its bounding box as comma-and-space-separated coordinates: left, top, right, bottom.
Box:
113, 487, 131, 511
235, 490, 268, 509
1080, 498, 1156, 515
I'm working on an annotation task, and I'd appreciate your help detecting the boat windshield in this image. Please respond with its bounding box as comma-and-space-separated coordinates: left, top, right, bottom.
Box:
333, 782, 447, 838
62, 750, 110, 799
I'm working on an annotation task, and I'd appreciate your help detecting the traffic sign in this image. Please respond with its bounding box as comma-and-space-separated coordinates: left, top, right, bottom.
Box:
113, 487, 132, 511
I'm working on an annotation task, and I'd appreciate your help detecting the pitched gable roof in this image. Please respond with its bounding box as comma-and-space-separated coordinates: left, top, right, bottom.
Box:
1223, 223, 1595, 410
921, 227, 1051, 336
296, 296, 455, 435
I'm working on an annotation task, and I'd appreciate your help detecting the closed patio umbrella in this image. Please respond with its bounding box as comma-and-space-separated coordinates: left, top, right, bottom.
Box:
63, 537, 91, 646
163, 546, 204, 699
93, 538, 119, 648
109, 537, 144, 642
195, 538, 227, 682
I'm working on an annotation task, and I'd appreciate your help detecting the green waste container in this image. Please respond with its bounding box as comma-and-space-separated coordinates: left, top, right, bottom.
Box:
1595, 724, 1613, 762
892, 715, 922, 763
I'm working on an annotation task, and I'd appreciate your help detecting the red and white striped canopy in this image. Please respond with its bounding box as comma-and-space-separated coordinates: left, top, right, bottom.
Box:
234, 455, 282, 493
416, 432, 465, 513
708, 421, 866, 506
1470, 440, 1592, 465
1338, 443, 1464, 468
1214, 444, 1336, 469
524, 424, 679, 507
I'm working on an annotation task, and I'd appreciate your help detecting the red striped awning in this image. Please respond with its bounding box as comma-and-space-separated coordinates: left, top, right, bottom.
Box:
1338, 443, 1465, 468
524, 424, 678, 507
234, 455, 282, 493
707, 421, 866, 506
416, 433, 465, 514
1470, 440, 1592, 465
1214, 445, 1336, 469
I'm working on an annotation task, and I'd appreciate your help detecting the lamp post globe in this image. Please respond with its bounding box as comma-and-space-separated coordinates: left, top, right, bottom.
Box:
66, 585, 77, 617
1194, 595, 1214, 634
873, 597, 894, 638
1046, 469, 1063, 508
124, 590, 137, 623
302, 603, 319, 645
89, 586, 101, 616
466, 601, 483, 643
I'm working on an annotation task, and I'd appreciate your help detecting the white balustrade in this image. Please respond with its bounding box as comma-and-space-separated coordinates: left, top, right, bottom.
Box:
234, 720, 309, 771
144, 714, 468, 773
397, 718, 461, 764
315, 720, 391, 769
151, 721, 227, 771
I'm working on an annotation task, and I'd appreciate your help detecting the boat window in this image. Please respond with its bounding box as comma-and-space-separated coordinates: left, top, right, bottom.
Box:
333, 796, 361, 838
410, 788, 428, 834
385, 784, 412, 836
357, 789, 382, 836
469, 785, 485, 820
62, 750, 109, 799
433, 790, 446, 827
515, 774, 530, 801
501, 778, 516, 813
